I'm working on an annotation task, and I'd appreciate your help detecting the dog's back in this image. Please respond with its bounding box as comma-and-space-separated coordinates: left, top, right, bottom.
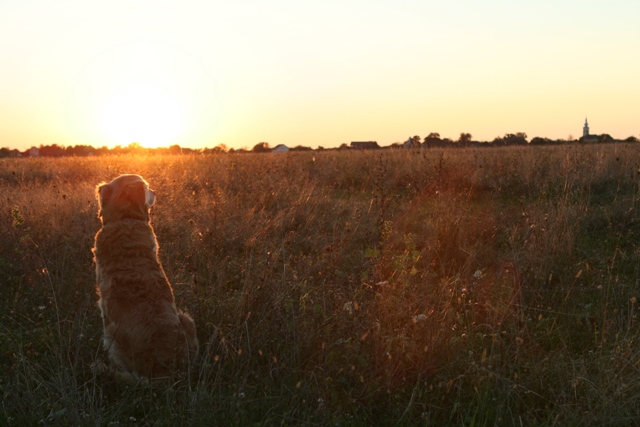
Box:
93, 175, 198, 379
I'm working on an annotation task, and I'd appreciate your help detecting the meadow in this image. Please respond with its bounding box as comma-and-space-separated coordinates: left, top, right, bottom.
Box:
2, 144, 640, 426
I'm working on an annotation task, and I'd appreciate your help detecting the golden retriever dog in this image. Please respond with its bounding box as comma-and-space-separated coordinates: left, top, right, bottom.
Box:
92, 174, 198, 379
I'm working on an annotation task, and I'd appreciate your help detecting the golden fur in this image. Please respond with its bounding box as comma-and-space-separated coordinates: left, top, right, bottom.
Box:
92, 174, 198, 379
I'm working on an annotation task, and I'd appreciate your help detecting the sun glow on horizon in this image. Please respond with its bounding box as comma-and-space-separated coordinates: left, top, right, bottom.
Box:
64, 40, 216, 149
100, 82, 186, 148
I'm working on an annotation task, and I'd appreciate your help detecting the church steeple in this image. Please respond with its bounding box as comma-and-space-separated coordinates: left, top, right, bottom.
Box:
583, 117, 589, 137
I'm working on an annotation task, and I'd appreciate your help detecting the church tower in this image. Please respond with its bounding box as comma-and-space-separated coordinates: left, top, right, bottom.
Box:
583, 118, 589, 137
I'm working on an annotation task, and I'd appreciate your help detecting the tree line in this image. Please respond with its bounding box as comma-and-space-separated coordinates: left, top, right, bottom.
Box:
1, 132, 638, 158
396, 132, 638, 149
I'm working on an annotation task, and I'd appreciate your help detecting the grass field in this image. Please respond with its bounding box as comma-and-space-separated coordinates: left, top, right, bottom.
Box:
2, 144, 640, 425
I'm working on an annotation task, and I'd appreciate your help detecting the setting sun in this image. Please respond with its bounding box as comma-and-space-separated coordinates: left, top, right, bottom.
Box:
100, 82, 186, 148
61, 40, 214, 149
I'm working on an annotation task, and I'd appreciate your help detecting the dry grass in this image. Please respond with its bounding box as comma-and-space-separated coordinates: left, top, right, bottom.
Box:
2, 144, 640, 425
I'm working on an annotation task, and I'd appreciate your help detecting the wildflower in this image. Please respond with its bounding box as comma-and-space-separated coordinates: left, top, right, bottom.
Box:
343, 302, 353, 315
413, 314, 427, 323
473, 269, 485, 279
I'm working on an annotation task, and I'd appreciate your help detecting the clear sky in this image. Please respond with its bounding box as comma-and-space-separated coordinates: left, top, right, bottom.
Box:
1, 0, 638, 150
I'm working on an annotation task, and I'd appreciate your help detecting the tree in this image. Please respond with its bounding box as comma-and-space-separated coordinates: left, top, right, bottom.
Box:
64, 144, 95, 156
500, 133, 528, 145
39, 144, 65, 157
252, 142, 271, 153
458, 133, 472, 145
205, 144, 228, 154
530, 137, 552, 145
423, 132, 441, 148
411, 135, 421, 147
169, 144, 182, 155
127, 142, 144, 153
291, 145, 313, 151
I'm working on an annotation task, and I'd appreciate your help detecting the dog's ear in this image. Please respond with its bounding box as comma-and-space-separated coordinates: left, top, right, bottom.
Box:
98, 184, 112, 205
146, 188, 155, 207
97, 183, 112, 217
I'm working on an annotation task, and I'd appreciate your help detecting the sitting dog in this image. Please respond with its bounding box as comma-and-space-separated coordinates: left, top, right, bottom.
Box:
92, 174, 198, 379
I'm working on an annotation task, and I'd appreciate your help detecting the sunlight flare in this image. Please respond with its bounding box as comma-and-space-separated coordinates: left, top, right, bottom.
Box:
100, 82, 186, 148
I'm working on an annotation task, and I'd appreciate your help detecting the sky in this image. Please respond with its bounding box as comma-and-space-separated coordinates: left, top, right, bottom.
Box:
1, 0, 639, 151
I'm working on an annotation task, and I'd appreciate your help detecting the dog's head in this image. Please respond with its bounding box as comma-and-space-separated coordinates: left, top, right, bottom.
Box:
97, 174, 155, 224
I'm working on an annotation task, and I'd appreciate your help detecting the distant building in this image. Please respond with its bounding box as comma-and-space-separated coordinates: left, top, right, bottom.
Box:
350, 141, 380, 150
403, 137, 417, 148
271, 144, 289, 153
28, 147, 40, 157
580, 118, 599, 143
583, 118, 589, 138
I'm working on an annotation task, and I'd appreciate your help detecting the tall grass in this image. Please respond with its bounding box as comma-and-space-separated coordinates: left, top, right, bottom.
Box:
2, 144, 640, 425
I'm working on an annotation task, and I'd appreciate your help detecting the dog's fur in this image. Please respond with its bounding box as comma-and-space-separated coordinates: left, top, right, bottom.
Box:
92, 174, 198, 379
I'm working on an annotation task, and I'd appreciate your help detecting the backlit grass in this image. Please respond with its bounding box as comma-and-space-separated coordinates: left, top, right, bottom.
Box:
2, 144, 640, 425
